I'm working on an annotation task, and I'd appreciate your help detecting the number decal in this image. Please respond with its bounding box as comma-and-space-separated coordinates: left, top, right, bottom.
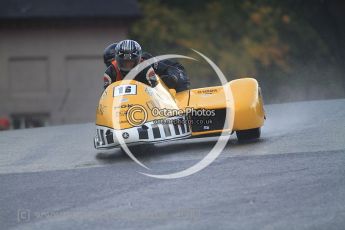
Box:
113, 85, 137, 97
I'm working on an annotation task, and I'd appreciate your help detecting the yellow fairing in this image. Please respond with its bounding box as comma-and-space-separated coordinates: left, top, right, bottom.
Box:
174, 77, 265, 136
229, 78, 265, 131
96, 79, 177, 130
96, 77, 265, 135
179, 85, 234, 136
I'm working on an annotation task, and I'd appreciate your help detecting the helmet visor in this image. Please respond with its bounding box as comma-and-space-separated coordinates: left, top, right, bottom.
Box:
117, 58, 139, 72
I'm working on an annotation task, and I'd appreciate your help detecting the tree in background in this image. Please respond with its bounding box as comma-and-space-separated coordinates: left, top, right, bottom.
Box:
130, 0, 344, 103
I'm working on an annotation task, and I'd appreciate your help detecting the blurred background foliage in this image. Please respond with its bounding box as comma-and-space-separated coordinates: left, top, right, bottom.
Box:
130, 0, 345, 103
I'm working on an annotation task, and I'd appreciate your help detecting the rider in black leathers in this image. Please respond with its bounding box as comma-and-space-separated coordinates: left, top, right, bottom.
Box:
103, 41, 190, 92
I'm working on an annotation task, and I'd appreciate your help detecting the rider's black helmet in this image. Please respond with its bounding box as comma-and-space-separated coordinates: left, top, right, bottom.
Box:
115, 40, 142, 72
103, 43, 117, 67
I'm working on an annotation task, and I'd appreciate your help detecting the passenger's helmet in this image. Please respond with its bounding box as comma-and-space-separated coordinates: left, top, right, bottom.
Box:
103, 43, 117, 67
115, 40, 142, 72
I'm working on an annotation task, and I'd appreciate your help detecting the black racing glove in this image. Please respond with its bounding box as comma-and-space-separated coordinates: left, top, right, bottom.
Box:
160, 75, 178, 89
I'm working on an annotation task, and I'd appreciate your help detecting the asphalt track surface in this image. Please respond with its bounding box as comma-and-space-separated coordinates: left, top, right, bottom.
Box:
1, 99, 345, 230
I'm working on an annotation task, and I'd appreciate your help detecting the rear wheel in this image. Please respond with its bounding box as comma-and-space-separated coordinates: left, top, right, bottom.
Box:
236, 128, 261, 141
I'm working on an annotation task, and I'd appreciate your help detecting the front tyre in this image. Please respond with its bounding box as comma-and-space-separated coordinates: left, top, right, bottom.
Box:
120, 143, 155, 155
236, 128, 261, 141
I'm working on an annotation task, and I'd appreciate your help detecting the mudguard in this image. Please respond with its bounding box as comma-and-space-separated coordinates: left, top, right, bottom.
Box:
229, 78, 265, 131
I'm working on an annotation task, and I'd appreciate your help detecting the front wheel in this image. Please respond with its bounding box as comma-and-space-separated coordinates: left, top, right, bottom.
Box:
120, 143, 155, 155
236, 128, 261, 141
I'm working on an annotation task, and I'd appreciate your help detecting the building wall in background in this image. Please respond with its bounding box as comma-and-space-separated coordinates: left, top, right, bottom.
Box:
0, 25, 127, 126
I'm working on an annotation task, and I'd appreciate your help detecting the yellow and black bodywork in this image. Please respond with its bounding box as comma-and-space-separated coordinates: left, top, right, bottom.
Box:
94, 77, 265, 149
